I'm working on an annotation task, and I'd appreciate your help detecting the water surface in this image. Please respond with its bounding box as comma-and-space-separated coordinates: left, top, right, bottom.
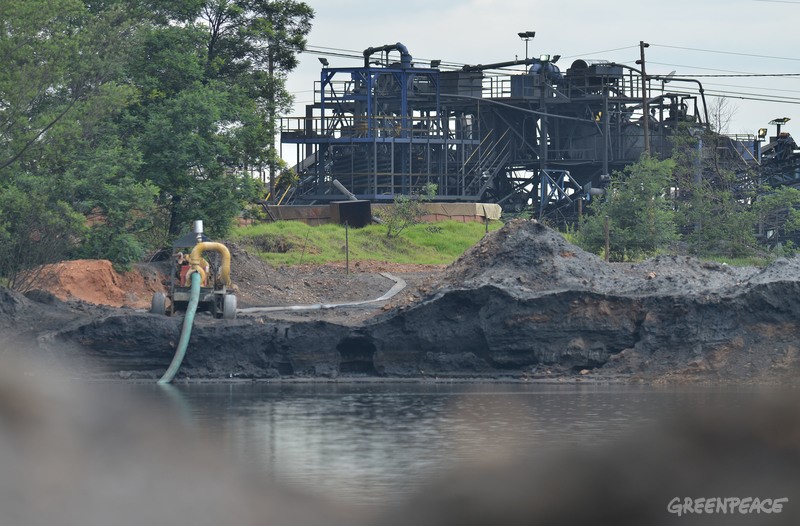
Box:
142, 382, 748, 508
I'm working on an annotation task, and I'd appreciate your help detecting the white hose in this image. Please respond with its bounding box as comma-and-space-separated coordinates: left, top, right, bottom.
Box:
237, 272, 406, 315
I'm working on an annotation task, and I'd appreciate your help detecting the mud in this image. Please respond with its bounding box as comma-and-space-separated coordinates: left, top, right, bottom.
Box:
2, 220, 800, 383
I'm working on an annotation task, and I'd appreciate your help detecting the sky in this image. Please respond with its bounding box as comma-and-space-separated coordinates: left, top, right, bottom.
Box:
283, 0, 800, 148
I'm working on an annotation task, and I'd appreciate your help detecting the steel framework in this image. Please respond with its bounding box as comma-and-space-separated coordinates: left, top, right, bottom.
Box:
280, 42, 710, 222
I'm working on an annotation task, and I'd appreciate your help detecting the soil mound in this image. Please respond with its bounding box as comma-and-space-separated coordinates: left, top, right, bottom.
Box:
438, 219, 759, 298
29, 260, 165, 309
440, 219, 617, 295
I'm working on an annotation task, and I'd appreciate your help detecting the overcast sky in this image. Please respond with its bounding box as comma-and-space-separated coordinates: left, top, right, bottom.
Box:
284, 0, 800, 141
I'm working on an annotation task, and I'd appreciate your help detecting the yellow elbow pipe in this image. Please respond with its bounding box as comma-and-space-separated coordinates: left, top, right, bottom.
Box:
188, 241, 232, 287
185, 265, 207, 286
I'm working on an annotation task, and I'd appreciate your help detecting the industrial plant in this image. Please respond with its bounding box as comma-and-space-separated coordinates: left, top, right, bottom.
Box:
278, 40, 797, 224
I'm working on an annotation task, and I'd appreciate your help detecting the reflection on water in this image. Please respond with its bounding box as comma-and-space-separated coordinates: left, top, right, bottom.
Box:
144, 383, 742, 508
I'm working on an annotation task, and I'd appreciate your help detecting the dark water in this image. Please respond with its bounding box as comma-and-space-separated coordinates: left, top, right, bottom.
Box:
142, 382, 750, 509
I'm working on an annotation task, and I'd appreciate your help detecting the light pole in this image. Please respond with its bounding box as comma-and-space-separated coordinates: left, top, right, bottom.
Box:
518, 31, 536, 62
770, 117, 791, 139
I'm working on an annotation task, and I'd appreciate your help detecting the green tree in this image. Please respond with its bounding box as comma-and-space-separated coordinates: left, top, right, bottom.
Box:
123, 1, 311, 238
0, 0, 158, 278
0, 0, 130, 170
1, 0, 313, 280
199, 0, 313, 193
0, 175, 85, 290
577, 156, 677, 261
677, 180, 756, 258
668, 121, 759, 258
751, 185, 800, 249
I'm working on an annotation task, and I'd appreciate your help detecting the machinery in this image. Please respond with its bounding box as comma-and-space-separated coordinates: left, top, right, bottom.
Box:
279, 41, 710, 224
150, 221, 237, 319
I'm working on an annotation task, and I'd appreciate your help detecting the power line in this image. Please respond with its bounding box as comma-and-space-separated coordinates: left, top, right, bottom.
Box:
561, 45, 638, 60
686, 73, 800, 78
647, 60, 791, 76
651, 44, 800, 63
704, 89, 800, 102
668, 88, 800, 105
700, 81, 800, 95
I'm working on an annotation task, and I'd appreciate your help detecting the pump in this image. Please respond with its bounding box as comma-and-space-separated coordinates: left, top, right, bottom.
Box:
150, 220, 237, 320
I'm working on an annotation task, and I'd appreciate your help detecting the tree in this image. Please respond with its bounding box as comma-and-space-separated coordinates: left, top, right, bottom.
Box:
677, 179, 757, 258
122, 1, 311, 238
751, 186, 800, 249
0, 0, 137, 171
0, 175, 85, 290
0, 0, 159, 279
667, 112, 759, 258
1, 0, 313, 281
199, 0, 313, 193
576, 156, 677, 261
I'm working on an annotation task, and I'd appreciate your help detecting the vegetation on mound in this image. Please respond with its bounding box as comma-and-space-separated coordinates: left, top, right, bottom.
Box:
232, 220, 502, 265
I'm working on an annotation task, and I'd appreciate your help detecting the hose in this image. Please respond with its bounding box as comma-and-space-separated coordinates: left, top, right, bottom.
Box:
157, 271, 201, 384
237, 273, 406, 315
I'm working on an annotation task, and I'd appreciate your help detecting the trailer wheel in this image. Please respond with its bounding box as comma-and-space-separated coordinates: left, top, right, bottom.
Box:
150, 292, 166, 316
222, 294, 237, 320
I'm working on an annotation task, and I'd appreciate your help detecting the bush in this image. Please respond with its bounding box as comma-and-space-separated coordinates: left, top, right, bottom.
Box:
0, 177, 85, 290
75, 227, 145, 272
377, 183, 437, 238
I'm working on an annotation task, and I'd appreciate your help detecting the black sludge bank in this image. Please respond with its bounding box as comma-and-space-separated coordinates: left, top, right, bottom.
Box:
6, 220, 800, 383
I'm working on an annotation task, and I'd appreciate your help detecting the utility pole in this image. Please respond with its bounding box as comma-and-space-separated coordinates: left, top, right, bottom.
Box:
538, 56, 548, 219
637, 41, 651, 155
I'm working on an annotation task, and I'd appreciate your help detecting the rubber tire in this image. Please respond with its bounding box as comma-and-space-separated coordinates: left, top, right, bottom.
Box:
222, 294, 237, 320
150, 292, 166, 316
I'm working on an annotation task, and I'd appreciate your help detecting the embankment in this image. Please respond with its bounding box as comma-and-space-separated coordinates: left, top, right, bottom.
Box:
3, 220, 799, 383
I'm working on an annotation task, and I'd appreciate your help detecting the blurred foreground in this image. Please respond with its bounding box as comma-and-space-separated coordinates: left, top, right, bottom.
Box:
1, 354, 798, 525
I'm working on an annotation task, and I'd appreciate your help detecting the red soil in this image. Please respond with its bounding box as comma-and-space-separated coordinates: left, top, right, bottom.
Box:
31, 260, 165, 309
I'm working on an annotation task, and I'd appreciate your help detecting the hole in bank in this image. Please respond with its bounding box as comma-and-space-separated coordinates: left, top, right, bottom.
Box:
337, 337, 378, 375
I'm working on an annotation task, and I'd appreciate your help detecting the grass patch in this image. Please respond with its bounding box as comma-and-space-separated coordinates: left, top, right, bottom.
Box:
703, 255, 771, 267
231, 220, 502, 266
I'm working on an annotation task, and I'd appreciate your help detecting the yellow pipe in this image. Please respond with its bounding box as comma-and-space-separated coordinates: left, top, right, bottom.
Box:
185, 265, 207, 286
188, 242, 231, 288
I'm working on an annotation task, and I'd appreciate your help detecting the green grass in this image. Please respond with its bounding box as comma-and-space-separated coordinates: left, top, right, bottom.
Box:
703, 255, 771, 267
231, 220, 502, 266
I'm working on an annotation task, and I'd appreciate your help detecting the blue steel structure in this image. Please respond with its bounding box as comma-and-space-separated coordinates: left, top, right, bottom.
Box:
280, 42, 713, 221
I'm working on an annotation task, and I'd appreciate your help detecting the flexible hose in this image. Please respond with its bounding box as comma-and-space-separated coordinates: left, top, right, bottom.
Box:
158, 271, 201, 384
236, 273, 407, 315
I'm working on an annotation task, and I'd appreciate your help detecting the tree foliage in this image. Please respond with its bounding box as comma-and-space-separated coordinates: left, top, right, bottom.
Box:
1, 0, 156, 277
752, 186, 800, 248
0, 175, 86, 289
123, 0, 312, 237
668, 120, 779, 258
577, 156, 677, 261
575, 115, 800, 261
0, 0, 313, 284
